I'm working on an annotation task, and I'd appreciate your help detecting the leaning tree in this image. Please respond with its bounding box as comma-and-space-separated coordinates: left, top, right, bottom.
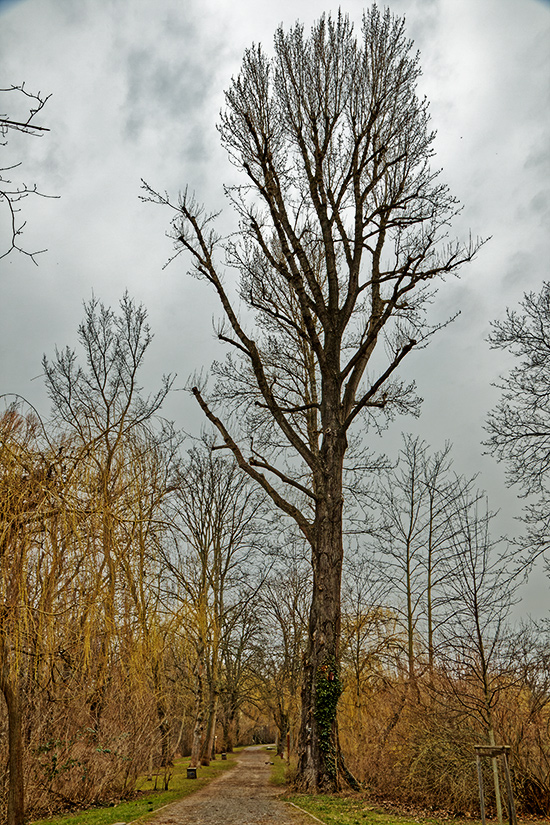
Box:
145, 7, 482, 791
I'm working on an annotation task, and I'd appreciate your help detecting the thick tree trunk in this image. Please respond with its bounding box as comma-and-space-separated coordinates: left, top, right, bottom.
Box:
1, 663, 25, 825
296, 435, 346, 792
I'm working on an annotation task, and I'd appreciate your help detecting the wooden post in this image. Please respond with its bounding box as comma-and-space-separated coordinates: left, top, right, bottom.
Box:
502, 750, 518, 825
476, 754, 486, 825
474, 745, 517, 825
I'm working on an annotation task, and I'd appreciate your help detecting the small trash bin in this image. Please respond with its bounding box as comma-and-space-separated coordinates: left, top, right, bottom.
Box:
221, 752, 227, 760
187, 767, 197, 779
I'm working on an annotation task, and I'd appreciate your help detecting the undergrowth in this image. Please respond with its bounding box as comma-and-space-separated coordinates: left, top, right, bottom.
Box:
30, 754, 237, 825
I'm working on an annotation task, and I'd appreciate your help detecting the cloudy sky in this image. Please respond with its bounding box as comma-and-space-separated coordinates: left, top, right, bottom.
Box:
1, 0, 549, 612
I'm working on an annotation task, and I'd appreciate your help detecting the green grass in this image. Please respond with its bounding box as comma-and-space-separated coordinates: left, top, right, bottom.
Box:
285, 796, 446, 825
30, 754, 237, 825
268, 751, 288, 786
285, 794, 534, 825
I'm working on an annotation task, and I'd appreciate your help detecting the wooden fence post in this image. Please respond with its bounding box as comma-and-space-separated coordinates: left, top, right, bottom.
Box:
474, 745, 517, 825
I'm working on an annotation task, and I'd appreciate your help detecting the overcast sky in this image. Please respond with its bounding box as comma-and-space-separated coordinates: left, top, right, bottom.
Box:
1, 0, 549, 614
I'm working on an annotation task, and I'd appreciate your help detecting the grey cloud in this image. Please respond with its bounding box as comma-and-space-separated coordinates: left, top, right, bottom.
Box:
502, 250, 539, 291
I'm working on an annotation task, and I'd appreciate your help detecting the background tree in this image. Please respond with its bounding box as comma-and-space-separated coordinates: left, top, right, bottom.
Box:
163, 439, 265, 767
42, 293, 173, 738
146, 7, 481, 790
218, 596, 262, 753
0, 84, 51, 263
258, 544, 310, 757
114, 424, 181, 785
486, 280, 550, 568
436, 492, 515, 824
338, 551, 405, 780
373, 435, 477, 680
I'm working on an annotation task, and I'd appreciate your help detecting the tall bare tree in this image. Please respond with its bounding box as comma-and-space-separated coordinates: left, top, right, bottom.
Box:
146, 7, 482, 790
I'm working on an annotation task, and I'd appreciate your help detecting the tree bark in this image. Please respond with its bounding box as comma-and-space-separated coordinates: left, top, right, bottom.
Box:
296, 434, 345, 792
189, 666, 206, 768
1, 660, 25, 825
200, 692, 218, 765
222, 704, 236, 752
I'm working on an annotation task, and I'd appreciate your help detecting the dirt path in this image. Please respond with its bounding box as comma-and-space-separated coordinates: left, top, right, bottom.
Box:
144, 747, 314, 825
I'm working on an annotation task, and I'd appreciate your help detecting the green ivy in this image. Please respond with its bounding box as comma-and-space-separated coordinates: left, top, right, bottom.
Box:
314, 657, 342, 780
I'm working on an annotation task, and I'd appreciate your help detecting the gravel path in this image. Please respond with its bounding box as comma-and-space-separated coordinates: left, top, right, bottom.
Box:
144, 747, 314, 825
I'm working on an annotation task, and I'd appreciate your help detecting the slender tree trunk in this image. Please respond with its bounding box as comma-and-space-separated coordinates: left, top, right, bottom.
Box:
406, 538, 415, 680
173, 706, 188, 756
235, 710, 240, 748
223, 706, 235, 752
427, 500, 435, 679
152, 661, 172, 770
488, 725, 503, 824
189, 666, 206, 768
1, 658, 25, 825
157, 701, 171, 769
296, 435, 345, 792
200, 691, 218, 765
480, 635, 503, 824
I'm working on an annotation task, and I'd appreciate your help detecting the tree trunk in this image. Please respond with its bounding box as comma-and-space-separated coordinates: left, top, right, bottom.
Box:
200, 692, 218, 765
153, 660, 172, 770
488, 726, 503, 825
296, 435, 345, 792
189, 667, 206, 768
157, 701, 171, 769
1, 661, 25, 825
223, 706, 235, 752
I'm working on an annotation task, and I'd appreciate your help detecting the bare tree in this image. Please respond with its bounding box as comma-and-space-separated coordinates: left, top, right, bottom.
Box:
485, 281, 550, 568
145, 7, 482, 790
218, 596, 263, 753
438, 493, 515, 824
42, 293, 173, 736
341, 551, 399, 709
163, 438, 266, 767
374, 435, 478, 680
258, 544, 310, 758
0, 84, 52, 263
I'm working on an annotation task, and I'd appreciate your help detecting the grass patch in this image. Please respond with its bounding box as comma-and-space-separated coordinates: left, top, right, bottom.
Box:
285, 795, 536, 825
30, 754, 237, 825
268, 752, 289, 786
285, 794, 404, 825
